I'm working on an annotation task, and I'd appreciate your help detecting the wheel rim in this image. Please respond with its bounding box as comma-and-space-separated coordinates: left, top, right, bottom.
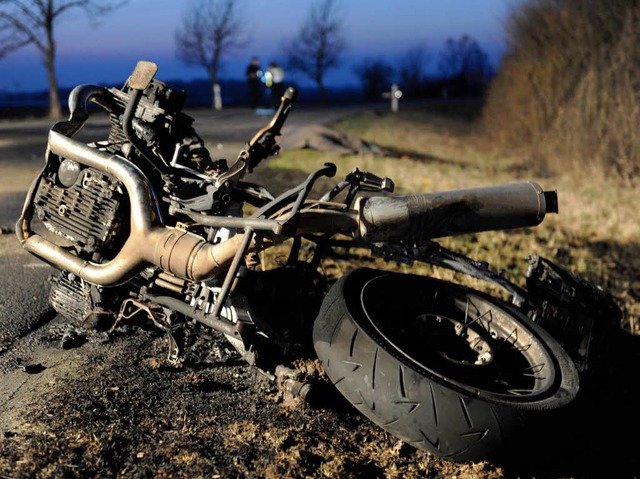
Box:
361, 275, 559, 400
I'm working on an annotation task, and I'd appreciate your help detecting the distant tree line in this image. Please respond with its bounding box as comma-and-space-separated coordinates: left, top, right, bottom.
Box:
177, 0, 492, 105
354, 36, 492, 102
482, 0, 640, 183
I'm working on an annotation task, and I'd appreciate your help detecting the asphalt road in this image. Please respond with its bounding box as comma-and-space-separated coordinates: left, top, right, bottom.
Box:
0, 114, 67, 339
0, 234, 55, 359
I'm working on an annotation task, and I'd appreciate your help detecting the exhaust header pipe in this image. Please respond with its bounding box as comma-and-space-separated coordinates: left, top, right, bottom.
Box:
355, 181, 557, 242
16, 130, 251, 286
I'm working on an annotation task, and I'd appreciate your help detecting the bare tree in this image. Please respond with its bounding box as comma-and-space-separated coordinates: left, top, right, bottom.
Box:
354, 57, 394, 101
0, 0, 126, 119
437, 35, 491, 97
438, 35, 490, 79
284, 0, 345, 101
175, 0, 248, 110
399, 45, 429, 98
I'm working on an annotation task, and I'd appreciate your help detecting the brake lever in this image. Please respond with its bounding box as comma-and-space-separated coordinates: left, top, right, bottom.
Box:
357, 170, 395, 193
320, 168, 395, 204
247, 87, 298, 171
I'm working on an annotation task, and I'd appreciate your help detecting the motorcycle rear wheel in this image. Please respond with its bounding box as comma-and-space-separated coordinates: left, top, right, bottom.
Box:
312, 268, 579, 462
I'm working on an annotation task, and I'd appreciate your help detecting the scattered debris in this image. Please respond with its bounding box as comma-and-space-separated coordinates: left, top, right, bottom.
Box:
60, 326, 86, 349
280, 124, 383, 155
45, 323, 110, 349
20, 363, 45, 374
275, 364, 312, 400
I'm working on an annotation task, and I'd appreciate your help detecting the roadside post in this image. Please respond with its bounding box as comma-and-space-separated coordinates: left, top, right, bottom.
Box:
382, 84, 402, 112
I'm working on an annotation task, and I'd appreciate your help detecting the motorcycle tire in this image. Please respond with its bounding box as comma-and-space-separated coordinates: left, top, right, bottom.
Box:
313, 267, 579, 463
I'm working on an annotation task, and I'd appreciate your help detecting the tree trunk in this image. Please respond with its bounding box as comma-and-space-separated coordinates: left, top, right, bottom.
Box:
46, 60, 62, 119
44, 3, 61, 120
314, 69, 327, 103
210, 57, 222, 110
212, 83, 223, 110
318, 81, 327, 103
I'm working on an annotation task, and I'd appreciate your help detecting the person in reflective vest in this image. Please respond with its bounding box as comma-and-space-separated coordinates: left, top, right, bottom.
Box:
265, 62, 285, 109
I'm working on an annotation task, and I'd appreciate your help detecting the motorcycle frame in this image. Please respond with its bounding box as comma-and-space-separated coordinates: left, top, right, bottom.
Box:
15, 60, 612, 373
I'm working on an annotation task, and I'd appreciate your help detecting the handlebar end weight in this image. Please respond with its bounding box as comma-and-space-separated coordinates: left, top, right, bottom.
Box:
283, 87, 297, 102
324, 163, 337, 178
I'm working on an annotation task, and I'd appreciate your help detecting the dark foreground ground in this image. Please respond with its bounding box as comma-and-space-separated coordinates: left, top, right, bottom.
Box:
2, 108, 640, 478
2, 256, 640, 479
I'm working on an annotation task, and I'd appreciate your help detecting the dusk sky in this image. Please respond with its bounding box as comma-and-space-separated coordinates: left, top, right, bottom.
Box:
0, 0, 524, 92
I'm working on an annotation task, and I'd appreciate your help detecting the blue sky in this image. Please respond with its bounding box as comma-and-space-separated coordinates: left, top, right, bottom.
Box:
0, 0, 524, 92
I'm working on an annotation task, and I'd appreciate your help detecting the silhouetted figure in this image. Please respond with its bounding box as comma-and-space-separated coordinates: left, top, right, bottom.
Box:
266, 62, 285, 109
245, 56, 263, 109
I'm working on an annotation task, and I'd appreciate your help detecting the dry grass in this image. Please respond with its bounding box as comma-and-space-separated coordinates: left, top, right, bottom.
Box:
267, 107, 640, 332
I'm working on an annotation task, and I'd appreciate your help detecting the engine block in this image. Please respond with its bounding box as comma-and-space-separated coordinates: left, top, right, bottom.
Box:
33, 165, 125, 256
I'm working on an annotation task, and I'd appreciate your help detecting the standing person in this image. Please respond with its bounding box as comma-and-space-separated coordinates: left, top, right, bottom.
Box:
245, 56, 263, 109
266, 62, 285, 109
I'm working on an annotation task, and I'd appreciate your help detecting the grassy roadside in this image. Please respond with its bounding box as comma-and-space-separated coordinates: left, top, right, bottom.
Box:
265, 106, 640, 332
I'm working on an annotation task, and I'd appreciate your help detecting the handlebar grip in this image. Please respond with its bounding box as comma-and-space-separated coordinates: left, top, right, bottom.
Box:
282, 86, 297, 102
270, 87, 297, 135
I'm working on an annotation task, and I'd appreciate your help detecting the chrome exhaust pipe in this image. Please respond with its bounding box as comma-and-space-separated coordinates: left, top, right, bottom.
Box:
355, 181, 557, 242
17, 131, 250, 286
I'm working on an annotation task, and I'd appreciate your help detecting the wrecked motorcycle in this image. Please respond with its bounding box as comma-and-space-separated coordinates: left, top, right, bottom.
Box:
15, 61, 621, 463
